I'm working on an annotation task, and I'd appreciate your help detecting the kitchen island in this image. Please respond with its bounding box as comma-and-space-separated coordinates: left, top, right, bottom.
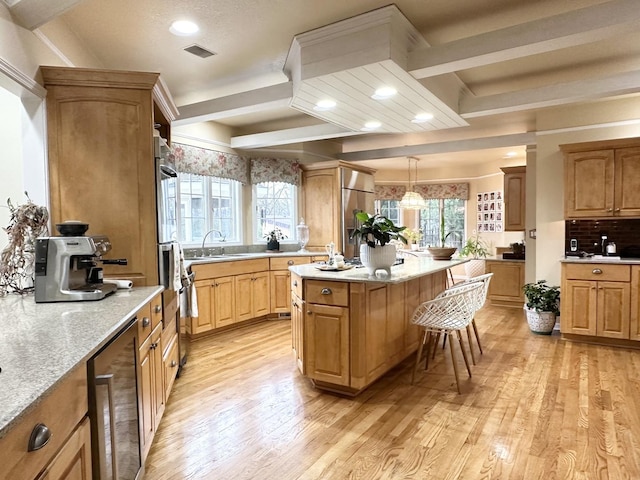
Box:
289, 256, 467, 395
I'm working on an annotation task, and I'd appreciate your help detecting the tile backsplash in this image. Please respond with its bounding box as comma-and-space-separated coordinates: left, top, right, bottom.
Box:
565, 219, 640, 256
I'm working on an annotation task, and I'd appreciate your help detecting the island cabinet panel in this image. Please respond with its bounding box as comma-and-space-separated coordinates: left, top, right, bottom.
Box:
631, 266, 640, 340
404, 278, 422, 354
364, 283, 390, 382
305, 303, 350, 386
291, 291, 306, 374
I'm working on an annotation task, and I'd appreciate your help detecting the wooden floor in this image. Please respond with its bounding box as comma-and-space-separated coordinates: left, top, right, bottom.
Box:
144, 306, 640, 480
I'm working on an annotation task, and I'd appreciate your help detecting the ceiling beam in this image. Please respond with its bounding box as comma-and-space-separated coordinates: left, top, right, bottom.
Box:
174, 82, 293, 126
408, 0, 640, 78
231, 123, 362, 149
340, 133, 536, 161
461, 70, 640, 118
8, 0, 87, 30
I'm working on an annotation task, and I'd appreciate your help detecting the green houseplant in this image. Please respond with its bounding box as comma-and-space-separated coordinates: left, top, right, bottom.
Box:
522, 280, 560, 334
264, 226, 287, 251
459, 232, 490, 277
351, 212, 406, 275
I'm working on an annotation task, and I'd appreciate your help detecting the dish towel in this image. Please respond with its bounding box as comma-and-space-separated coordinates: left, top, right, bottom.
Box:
188, 280, 198, 318
170, 242, 182, 291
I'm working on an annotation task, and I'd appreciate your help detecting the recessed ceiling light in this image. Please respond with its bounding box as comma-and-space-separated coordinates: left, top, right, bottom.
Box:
313, 99, 336, 111
505, 151, 518, 157
371, 86, 397, 100
170, 20, 199, 36
412, 112, 434, 123
361, 121, 382, 131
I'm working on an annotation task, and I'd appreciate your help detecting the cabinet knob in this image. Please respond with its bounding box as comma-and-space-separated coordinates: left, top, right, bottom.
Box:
615, 208, 621, 212
142, 317, 150, 327
321, 288, 332, 295
307, 311, 312, 315
154, 305, 162, 314
28, 423, 51, 451
607, 208, 613, 212
151, 342, 158, 349
293, 280, 298, 287
592, 268, 603, 274
288, 260, 294, 265
170, 360, 177, 367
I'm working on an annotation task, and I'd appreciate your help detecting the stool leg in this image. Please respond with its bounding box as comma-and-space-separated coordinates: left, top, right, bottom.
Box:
466, 325, 476, 365
456, 330, 472, 378
412, 329, 428, 384
448, 331, 462, 394
432, 332, 441, 359
472, 319, 483, 355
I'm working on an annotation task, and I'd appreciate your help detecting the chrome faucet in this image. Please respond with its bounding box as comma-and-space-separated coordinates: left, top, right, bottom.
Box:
201, 229, 225, 256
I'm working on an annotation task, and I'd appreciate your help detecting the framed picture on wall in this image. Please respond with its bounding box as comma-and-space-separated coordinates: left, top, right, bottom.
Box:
476, 190, 503, 232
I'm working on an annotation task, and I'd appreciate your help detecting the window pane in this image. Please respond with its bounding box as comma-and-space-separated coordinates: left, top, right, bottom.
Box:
419, 198, 466, 250
376, 200, 401, 226
255, 182, 297, 242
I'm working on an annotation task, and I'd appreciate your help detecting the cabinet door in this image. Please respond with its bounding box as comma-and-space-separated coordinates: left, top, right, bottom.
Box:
614, 147, 640, 216
561, 280, 597, 335
565, 150, 614, 218
305, 303, 349, 386
597, 281, 630, 339
271, 270, 292, 313
252, 271, 271, 317
138, 334, 154, 455
502, 167, 526, 231
630, 266, 640, 340
214, 276, 236, 327
151, 325, 164, 431
404, 278, 422, 355
37, 418, 92, 480
163, 333, 179, 402
302, 168, 341, 251
291, 293, 306, 374
234, 273, 254, 323
192, 280, 214, 334
486, 261, 525, 306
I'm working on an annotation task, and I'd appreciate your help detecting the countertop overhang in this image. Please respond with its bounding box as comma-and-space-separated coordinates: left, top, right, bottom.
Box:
560, 256, 640, 265
0, 286, 163, 439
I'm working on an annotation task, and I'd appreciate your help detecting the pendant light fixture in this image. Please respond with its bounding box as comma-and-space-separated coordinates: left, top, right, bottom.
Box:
399, 156, 425, 210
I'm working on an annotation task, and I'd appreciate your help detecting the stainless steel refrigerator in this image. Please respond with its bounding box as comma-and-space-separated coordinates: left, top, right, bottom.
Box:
341, 168, 375, 259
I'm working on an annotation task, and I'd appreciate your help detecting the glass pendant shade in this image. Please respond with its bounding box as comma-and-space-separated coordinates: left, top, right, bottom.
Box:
399, 157, 425, 210
399, 191, 425, 210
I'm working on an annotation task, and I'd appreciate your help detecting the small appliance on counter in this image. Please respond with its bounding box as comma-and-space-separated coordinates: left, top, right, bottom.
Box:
34, 221, 127, 303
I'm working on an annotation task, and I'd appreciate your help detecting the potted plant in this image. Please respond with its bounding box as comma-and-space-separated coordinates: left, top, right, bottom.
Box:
425, 207, 459, 260
403, 228, 422, 250
459, 232, 490, 277
522, 280, 560, 334
264, 226, 287, 251
351, 212, 407, 275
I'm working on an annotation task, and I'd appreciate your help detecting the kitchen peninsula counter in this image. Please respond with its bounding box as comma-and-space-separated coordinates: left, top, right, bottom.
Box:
0, 286, 163, 439
288, 257, 467, 395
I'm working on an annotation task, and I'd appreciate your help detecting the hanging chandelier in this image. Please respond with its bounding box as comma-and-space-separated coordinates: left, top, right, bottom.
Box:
399, 156, 425, 210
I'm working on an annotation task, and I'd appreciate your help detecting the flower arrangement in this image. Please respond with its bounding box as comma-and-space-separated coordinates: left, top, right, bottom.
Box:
403, 228, 422, 244
264, 226, 287, 242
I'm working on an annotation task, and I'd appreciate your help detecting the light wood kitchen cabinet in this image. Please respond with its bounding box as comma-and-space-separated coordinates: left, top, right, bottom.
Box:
562, 138, 640, 218
270, 256, 312, 313
630, 266, 640, 340
561, 263, 631, 339
0, 365, 89, 480
501, 166, 526, 231
291, 290, 306, 374
138, 322, 164, 460
485, 260, 525, 307
235, 271, 270, 322
41, 67, 177, 286
193, 276, 235, 332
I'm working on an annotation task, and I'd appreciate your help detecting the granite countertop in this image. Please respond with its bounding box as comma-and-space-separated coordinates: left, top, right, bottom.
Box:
560, 255, 640, 265
0, 286, 163, 439
185, 250, 322, 266
487, 255, 525, 262
289, 256, 468, 284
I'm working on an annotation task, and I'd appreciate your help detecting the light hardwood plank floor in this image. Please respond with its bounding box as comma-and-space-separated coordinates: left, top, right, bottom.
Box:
144, 306, 640, 479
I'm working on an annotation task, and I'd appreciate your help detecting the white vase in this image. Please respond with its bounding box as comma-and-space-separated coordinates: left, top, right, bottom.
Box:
360, 244, 396, 275
524, 306, 556, 335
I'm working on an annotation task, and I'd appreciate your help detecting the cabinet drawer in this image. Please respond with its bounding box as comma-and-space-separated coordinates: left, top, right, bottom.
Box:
137, 302, 153, 341
305, 280, 349, 307
564, 263, 630, 282
150, 293, 163, 329
291, 273, 303, 299
270, 256, 310, 270
163, 334, 180, 398
0, 365, 88, 480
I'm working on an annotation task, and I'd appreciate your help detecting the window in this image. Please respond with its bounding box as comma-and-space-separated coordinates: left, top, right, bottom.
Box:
178, 173, 241, 245
375, 199, 401, 225
419, 198, 466, 249
254, 182, 297, 243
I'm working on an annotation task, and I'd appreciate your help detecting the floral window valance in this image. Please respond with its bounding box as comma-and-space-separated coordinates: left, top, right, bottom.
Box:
375, 184, 407, 200
414, 183, 469, 200
249, 157, 301, 186
168, 143, 249, 184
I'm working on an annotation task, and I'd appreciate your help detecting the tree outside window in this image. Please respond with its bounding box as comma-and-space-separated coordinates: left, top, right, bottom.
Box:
254, 182, 297, 243
419, 198, 465, 249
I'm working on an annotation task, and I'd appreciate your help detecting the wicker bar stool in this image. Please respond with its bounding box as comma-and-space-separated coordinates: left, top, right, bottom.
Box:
410, 281, 484, 393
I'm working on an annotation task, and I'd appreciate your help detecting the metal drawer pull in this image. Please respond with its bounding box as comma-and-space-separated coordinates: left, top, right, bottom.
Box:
293, 280, 298, 287
321, 288, 332, 295
592, 268, 603, 274
28, 423, 51, 451
154, 305, 162, 313
142, 317, 150, 327
170, 360, 177, 367
288, 260, 294, 265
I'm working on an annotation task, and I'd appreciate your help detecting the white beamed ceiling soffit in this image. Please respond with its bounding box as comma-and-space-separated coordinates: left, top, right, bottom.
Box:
284, 5, 468, 134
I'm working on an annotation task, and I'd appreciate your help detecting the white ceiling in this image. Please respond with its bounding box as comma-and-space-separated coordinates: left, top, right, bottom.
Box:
10, 0, 640, 172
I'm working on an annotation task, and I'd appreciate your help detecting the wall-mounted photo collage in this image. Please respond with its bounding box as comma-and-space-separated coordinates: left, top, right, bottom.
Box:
476, 191, 503, 233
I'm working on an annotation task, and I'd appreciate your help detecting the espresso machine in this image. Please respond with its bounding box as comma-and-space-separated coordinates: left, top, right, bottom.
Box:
34, 233, 126, 303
